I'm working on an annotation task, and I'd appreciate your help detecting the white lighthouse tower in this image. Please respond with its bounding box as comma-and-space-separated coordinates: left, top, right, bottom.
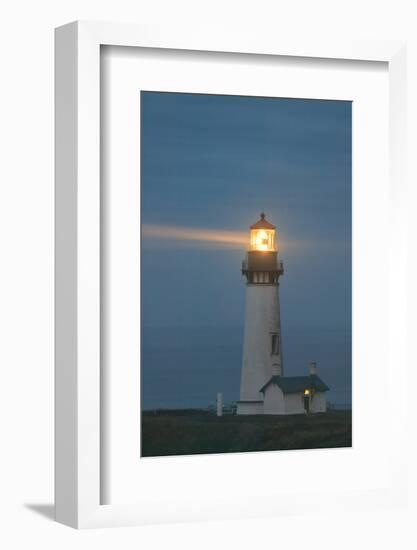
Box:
236, 213, 284, 415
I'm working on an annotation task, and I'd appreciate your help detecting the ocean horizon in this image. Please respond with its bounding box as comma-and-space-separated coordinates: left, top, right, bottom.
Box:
141, 323, 351, 410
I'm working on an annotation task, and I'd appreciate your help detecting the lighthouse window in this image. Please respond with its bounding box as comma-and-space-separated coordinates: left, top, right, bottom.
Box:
271, 333, 279, 355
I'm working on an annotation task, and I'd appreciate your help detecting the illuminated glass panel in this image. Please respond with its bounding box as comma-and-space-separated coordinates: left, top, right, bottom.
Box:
250, 229, 275, 251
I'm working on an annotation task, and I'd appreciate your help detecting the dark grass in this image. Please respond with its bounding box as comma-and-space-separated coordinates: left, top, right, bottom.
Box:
141, 410, 352, 457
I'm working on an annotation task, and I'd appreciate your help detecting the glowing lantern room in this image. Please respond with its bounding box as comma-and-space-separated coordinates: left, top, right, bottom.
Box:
249, 212, 276, 251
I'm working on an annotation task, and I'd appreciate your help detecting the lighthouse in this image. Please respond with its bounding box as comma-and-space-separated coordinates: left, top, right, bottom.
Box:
236, 213, 330, 415
236, 213, 284, 415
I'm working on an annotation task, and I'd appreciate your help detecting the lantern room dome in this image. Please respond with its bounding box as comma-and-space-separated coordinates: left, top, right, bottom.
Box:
250, 212, 276, 230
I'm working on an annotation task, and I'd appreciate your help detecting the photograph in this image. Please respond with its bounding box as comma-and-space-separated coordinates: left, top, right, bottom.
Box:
140, 91, 352, 457
0, 1, 410, 542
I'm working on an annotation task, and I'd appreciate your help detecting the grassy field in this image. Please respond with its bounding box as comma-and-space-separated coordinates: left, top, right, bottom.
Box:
141, 410, 352, 457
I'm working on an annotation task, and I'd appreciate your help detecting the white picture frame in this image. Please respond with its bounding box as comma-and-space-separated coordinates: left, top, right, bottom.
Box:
55, 21, 407, 529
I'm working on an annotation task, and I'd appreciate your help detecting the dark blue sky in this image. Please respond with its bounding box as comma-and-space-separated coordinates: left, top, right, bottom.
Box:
140, 92, 352, 408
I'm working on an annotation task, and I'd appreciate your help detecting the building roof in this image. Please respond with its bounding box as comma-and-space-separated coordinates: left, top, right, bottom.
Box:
250, 212, 276, 230
259, 374, 330, 394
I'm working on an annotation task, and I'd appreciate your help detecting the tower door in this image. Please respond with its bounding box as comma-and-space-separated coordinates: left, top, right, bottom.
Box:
303, 395, 310, 413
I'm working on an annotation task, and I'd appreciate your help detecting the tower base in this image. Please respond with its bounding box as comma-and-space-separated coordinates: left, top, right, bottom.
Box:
236, 400, 264, 415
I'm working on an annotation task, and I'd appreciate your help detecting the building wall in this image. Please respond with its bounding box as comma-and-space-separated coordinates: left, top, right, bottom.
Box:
311, 391, 327, 413
283, 391, 327, 414
263, 384, 285, 414
284, 392, 305, 415
236, 401, 264, 415
239, 285, 281, 403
